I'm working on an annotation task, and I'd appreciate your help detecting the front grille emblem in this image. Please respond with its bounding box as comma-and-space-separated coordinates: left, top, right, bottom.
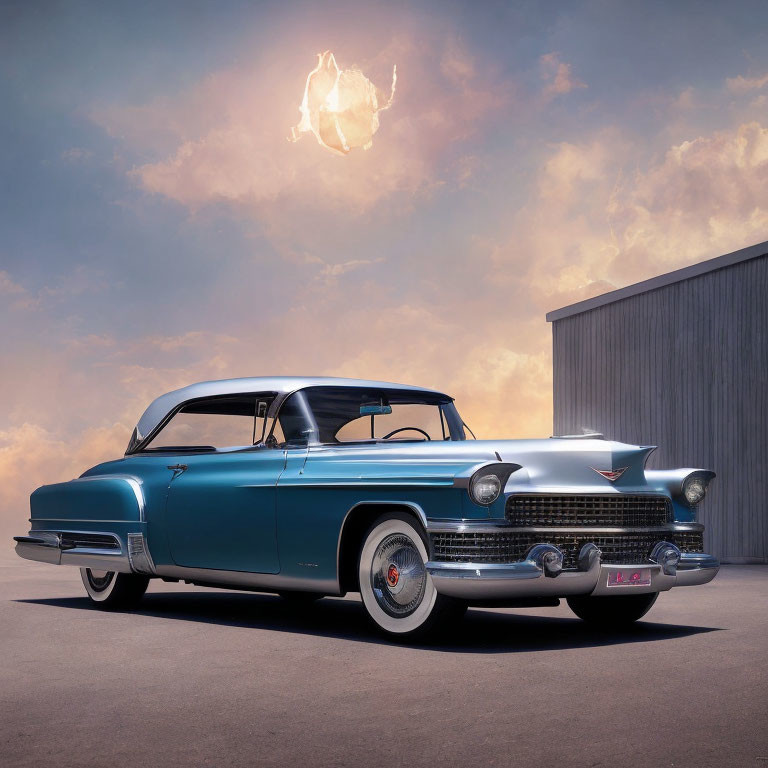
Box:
591, 467, 628, 482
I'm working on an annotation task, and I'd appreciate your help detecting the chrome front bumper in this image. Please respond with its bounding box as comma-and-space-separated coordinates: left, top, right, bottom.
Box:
426, 552, 719, 600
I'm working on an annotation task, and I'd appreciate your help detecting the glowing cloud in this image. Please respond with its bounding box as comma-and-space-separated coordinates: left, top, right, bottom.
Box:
290, 51, 396, 155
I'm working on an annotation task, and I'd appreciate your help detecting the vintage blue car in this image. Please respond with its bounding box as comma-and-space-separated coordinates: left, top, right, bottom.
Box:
15, 376, 719, 638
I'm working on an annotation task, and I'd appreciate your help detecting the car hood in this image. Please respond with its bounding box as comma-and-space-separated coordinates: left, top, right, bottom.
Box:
306, 438, 656, 490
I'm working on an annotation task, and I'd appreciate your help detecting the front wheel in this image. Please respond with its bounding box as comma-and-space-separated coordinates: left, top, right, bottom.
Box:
80, 568, 149, 609
358, 513, 466, 640
566, 592, 659, 627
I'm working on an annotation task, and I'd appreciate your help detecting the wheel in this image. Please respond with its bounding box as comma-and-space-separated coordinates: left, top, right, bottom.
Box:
80, 568, 149, 609
566, 592, 659, 627
358, 513, 466, 640
278, 591, 323, 604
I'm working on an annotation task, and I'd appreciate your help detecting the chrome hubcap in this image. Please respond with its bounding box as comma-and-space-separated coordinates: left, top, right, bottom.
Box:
371, 533, 426, 617
87, 569, 114, 591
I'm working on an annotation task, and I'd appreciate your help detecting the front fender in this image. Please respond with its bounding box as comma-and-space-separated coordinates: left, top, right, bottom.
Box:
644, 468, 716, 521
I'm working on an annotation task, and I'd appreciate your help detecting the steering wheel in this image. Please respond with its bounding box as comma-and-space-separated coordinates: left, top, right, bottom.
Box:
382, 426, 431, 441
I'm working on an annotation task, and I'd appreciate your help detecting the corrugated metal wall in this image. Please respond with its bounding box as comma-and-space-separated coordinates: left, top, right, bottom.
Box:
552, 253, 768, 563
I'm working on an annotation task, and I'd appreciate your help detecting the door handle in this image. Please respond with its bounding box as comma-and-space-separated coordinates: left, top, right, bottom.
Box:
167, 464, 188, 478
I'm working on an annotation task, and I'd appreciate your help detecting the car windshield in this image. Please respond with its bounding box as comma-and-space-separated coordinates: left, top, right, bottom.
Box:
271, 386, 466, 445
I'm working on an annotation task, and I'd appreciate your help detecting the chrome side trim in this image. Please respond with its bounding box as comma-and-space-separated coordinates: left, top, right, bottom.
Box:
28, 518, 145, 524
127, 533, 157, 576
153, 565, 337, 595
72, 475, 147, 522
276, 478, 455, 488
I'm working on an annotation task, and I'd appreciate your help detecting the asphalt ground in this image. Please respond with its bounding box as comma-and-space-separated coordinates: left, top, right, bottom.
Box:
1, 562, 766, 768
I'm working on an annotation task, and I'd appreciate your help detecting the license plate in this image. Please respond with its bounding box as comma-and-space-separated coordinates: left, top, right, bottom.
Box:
607, 568, 652, 588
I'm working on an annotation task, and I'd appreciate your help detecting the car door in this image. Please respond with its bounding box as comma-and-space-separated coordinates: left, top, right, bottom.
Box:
144, 392, 283, 574
163, 449, 283, 573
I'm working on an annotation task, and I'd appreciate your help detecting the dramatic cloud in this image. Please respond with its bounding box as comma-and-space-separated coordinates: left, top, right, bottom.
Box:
494, 121, 768, 310
726, 72, 768, 92
609, 121, 768, 281
117, 33, 500, 225
540, 52, 586, 100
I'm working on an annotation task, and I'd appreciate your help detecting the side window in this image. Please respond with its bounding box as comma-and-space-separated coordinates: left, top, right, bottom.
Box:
143, 395, 275, 451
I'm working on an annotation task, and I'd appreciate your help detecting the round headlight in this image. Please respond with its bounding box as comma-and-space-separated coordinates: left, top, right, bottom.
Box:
683, 475, 707, 506
471, 473, 502, 505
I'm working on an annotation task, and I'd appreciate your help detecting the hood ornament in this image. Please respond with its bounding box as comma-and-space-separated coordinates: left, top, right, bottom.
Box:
591, 466, 628, 482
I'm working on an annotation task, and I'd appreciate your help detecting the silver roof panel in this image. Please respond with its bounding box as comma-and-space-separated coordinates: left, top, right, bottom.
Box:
134, 376, 445, 442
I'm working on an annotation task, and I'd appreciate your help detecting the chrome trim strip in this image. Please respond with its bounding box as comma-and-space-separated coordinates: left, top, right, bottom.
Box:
426, 520, 704, 534
502, 524, 704, 534
277, 480, 455, 488
29, 519, 144, 524
153, 564, 337, 595
127, 533, 157, 576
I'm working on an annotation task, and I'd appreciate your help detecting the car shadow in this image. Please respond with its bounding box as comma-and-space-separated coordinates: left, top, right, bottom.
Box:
16, 591, 723, 653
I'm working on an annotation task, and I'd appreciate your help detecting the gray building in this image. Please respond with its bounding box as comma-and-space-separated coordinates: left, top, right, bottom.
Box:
547, 240, 768, 564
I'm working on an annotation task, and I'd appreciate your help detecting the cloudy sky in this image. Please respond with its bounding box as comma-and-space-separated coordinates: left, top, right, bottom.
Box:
1, 0, 767, 550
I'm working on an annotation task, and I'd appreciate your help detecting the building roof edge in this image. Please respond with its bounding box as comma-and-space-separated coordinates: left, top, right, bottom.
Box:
546, 239, 768, 322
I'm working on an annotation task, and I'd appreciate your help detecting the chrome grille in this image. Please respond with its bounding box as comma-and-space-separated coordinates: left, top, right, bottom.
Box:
506, 494, 672, 527
431, 530, 704, 569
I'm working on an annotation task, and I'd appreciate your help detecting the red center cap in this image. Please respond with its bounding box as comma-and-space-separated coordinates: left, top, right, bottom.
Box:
387, 564, 399, 587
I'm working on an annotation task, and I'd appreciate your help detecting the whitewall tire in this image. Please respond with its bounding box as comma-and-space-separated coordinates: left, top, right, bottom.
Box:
80, 568, 149, 609
358, 513, 465, 639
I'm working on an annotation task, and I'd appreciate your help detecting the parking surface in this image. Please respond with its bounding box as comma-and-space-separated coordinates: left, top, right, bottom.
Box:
1, 562, 766, 767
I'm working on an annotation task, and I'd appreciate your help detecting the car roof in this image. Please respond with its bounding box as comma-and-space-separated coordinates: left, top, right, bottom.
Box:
133, 376, 447, 443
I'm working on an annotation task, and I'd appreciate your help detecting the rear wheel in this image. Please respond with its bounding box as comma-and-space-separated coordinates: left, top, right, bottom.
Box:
358, 513, 466, 640
80, 568, 149, 609
566, 592, 658, 626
